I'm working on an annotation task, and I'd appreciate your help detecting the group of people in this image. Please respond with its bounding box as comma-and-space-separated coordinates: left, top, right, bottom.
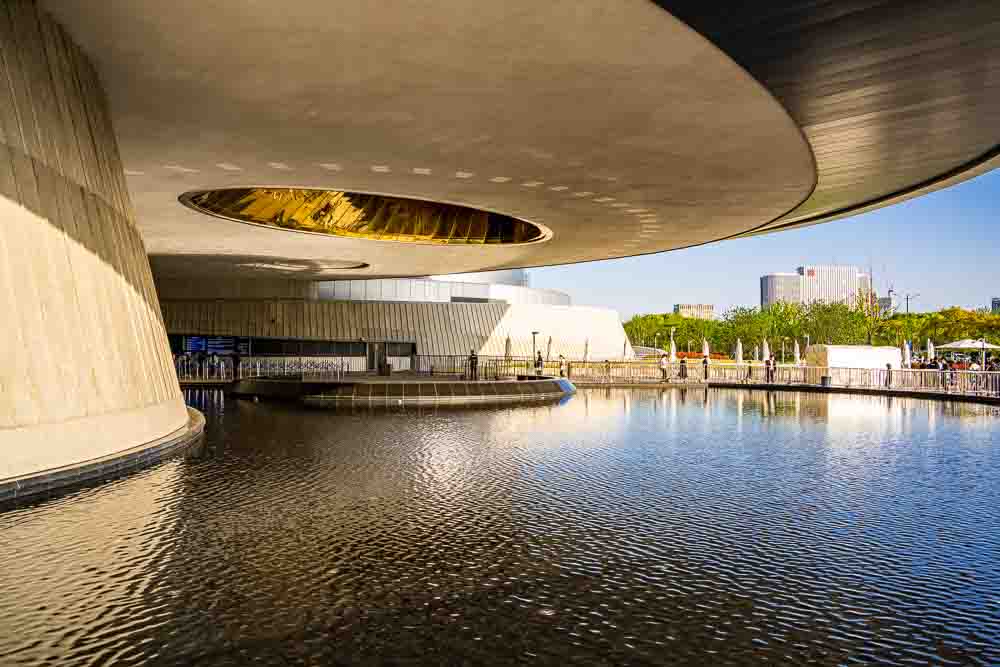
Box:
657, 354, 714, 382
910, 357, 999, 372
466, 350, 568, 379
654, 353, 786, 384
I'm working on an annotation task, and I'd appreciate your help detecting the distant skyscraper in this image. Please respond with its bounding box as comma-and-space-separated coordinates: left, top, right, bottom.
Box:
993, 297, 1000, 314
760, 273, 802, 308
760, 265, 871, 308
673, 304, 715, 320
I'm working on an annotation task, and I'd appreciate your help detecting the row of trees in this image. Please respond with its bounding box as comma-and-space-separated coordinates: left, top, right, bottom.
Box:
624, 301, 1000, 358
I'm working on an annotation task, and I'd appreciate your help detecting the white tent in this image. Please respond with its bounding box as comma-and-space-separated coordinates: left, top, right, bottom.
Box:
762, 339, 770, 362
702, 338, 710, 358
937, 339, 1000, 349
937, 339, 1000, 366
805, 344, 902, 369
793, 340, 801, 365
669, 338, 677, 363
927, 338, 935, 361
735, 339, 743, 365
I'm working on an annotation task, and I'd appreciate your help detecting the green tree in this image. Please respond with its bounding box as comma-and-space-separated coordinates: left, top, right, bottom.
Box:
855, 288, 890, 345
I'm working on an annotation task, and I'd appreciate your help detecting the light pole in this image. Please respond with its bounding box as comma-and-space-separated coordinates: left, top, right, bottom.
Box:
687, 339, 692, 356
781, 337, 786, 364
904, 292, 920, 314
654, 332, 660, 351
532, 331, 539, 360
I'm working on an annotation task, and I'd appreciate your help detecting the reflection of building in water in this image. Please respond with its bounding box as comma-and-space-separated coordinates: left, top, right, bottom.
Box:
573, 387, 999, 435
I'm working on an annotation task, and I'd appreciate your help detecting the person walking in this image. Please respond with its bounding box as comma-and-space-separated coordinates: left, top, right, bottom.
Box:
468, 349, 478, 380
659, 353, 669, 383
558, 354, 567, 378
702, 354, 710, 381
884, 363, 892, 389
535, 351, 544, 377
679, 357, 688, 381
763, 356, 772, 383
769, 354, 777, 382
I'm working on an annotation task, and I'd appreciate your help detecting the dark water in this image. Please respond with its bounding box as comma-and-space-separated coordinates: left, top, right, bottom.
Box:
2, 388, 1000, 666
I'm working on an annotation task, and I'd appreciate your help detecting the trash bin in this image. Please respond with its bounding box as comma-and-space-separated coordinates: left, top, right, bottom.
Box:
820, 376, 832, 387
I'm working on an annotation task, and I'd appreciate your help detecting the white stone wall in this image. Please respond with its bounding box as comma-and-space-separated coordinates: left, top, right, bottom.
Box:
0, 1, 187, 480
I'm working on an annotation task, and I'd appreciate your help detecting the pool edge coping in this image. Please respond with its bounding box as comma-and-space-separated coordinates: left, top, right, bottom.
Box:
0, 408, 206, 505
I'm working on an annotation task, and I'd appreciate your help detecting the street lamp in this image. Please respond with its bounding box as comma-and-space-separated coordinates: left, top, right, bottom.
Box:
904, 292, 920, 314
781, 337, 786, 364
532, 331, 539, 360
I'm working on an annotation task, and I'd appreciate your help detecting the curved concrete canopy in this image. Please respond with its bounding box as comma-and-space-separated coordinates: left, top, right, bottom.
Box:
41, 0, 816, 278
662, 0, 1000, 234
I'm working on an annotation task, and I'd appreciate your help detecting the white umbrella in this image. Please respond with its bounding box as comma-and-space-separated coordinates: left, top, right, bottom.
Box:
762, 339, 770, 361
793, 339, 801, 365
702, 338, 710, 358
937, 338, 1000, 349
927, 338, 935, 361
902, 341, 911, 368
583, 338, 589, 362
669, 338, 677, 363
735, 339, 743, 365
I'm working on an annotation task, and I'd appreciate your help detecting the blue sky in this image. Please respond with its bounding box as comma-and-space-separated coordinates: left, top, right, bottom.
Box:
532, 169, 999, 320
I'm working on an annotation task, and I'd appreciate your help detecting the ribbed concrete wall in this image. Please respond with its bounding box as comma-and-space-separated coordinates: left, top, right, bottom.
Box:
160, 300, 634, 359
154, 277, 320, 301
0, 1, 188, 480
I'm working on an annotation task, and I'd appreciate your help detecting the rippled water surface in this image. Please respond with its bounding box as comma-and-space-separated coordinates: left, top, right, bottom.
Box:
2, 388, 1000, 665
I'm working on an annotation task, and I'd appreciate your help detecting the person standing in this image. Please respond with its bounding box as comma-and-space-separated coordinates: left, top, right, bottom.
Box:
702, 354, 710, 381
679, 357, 688, 381
558, 354, 567, 378
659, 353, 669, 383
884, 363, 892, 388
468, 349, 479, 380
535, 351, 544, 377
763, 356, 772, 383
769, 354, 777, 382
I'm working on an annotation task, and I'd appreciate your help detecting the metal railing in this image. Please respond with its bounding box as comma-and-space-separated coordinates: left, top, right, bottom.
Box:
176, 354, 1000, 398
174, 356, 234, 382
567, 361, 1000, 397
413, 355, 571, 380
238, 356, 366, 381
825, 367, 1000, 396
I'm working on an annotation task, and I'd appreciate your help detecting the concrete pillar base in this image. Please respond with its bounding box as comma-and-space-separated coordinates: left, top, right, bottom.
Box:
0, 0, 193, 492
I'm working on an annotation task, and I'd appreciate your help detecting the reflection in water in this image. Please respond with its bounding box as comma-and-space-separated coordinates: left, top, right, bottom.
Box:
1, 388, 998, 666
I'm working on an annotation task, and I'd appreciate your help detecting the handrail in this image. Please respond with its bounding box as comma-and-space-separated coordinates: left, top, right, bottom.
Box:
563, 360, 1000, 397
174, 356, 234, 382
181, 354, 1000, 398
